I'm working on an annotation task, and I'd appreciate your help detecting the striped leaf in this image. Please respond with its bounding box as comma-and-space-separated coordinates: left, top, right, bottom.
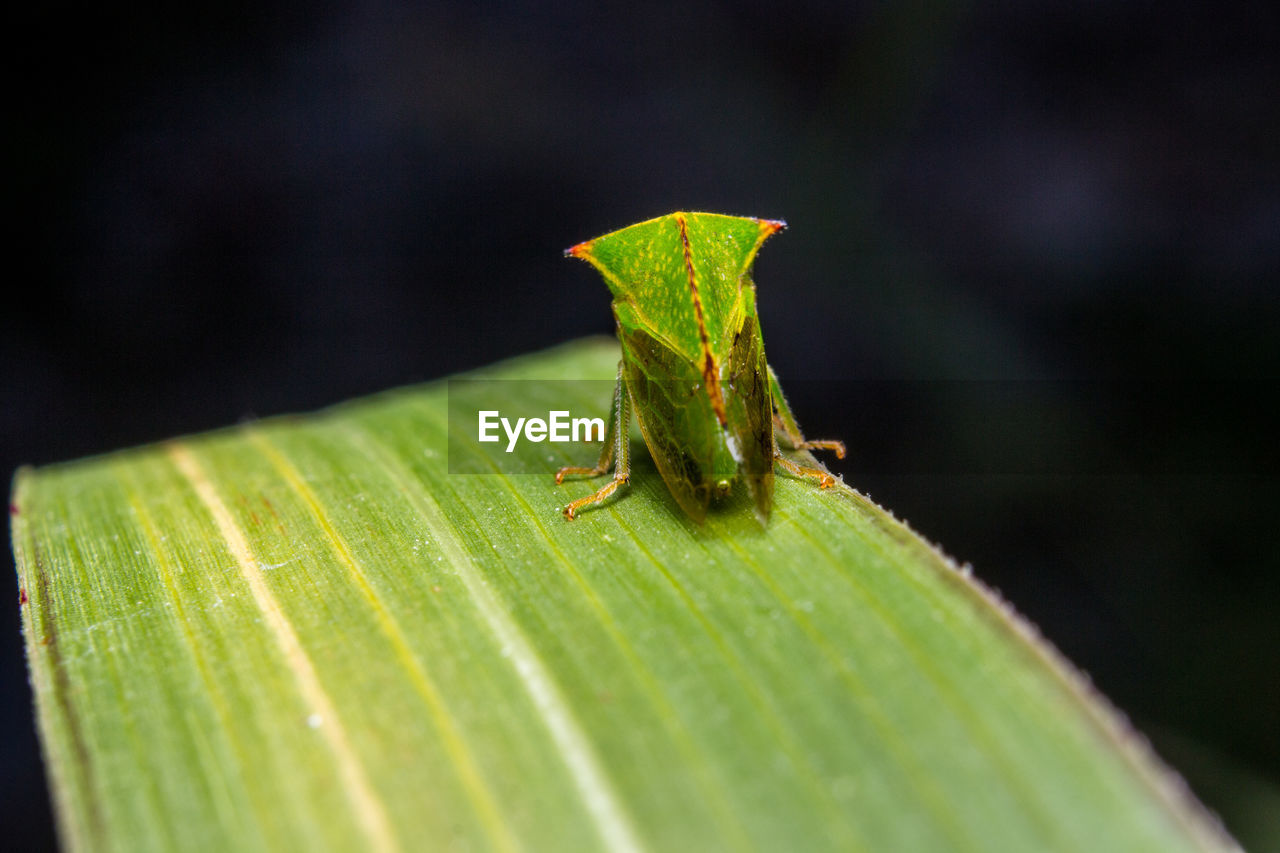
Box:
12, 338, 1234, 852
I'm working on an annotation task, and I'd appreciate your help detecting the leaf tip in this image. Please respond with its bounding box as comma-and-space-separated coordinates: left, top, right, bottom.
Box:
9, 464, 35, 516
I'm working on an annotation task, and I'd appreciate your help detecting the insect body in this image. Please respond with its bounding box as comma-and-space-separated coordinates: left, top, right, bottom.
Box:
557, 212, 845, 522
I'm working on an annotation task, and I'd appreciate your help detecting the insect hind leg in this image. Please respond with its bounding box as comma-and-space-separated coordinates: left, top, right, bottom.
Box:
557, 362, 633, 519
766, 363, 846, 489
774, 452, 837, 489
776, 431, 847, 459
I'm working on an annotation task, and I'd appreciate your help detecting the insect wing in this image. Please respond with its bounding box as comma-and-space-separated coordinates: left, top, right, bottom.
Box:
619, 324, 731, 523
724, 307, 776, 521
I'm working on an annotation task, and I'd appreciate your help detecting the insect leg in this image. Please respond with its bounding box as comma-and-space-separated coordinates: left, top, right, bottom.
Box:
767, 364, 843, 488
555, 370, 620, 484
767, 365, 846, 459
558, 362, 632, 519
774, 453, 837, 489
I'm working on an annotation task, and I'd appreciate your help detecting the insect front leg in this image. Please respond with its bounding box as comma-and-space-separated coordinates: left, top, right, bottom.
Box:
767, 365, 845, 488
556, 362, 632, 519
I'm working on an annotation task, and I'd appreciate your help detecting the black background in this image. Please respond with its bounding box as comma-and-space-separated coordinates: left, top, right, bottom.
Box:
6, 2, 1278, 849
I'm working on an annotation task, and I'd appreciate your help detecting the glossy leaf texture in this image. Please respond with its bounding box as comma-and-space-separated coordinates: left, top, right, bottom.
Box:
11, 338, 1236, 852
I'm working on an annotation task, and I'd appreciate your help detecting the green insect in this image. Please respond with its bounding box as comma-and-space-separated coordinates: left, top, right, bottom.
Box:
557, 211, 845, 523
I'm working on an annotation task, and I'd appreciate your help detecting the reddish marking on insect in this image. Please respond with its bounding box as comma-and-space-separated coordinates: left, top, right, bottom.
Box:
249, 511, 261, 526
756, 218, 786, 237
675, 213, 727, 426
8, 503, 18, 516
19, 588, 29, 606
565, 241, 593, 259
701, 353, 726, 425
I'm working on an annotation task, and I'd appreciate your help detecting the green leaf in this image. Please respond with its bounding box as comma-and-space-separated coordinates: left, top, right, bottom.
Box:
12, 338, 1236, 852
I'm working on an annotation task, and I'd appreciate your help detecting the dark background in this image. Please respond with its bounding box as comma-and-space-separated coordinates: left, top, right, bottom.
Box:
6, 1, 1277, 849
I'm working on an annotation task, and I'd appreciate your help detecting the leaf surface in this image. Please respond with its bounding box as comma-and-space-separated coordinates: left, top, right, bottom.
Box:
11, 338, 1234, 852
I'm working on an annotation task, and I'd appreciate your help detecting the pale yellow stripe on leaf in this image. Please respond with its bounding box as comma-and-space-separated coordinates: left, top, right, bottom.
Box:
341, 422, 647, 853
167, 442, 399, 853
245, 428, 521, 853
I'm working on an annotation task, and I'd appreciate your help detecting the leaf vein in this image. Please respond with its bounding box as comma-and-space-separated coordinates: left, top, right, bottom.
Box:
167, 442, 401, 853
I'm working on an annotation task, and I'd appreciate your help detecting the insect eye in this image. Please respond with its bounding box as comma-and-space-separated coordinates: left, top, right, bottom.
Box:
715, 480, 732, 497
